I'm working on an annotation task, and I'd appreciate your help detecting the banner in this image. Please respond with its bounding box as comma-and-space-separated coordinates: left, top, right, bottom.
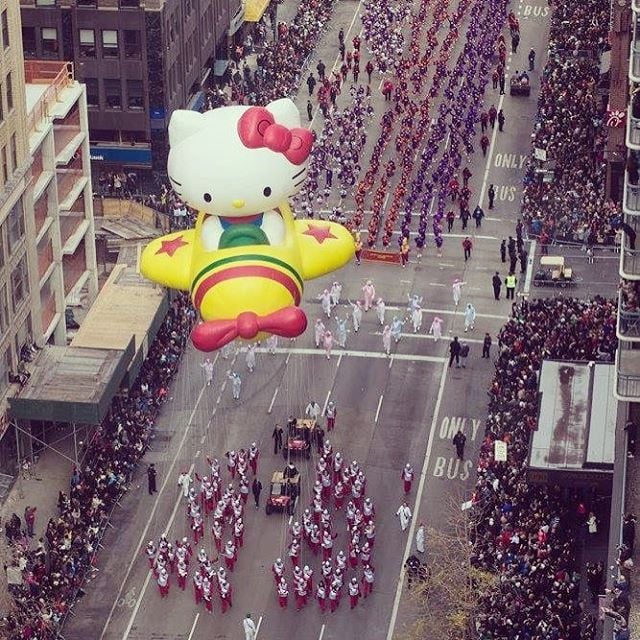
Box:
361, 249, 401, 264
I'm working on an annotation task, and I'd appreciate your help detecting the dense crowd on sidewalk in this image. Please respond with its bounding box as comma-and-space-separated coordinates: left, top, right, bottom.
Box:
0, 295, 195, 640
521, 0, 618, 246
469, 297, 618, 640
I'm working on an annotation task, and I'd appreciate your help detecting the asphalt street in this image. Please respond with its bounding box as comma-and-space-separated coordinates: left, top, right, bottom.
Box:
58, 0, 621, 639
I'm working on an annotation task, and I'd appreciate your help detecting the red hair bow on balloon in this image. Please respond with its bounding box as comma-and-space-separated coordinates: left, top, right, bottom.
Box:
237, 107, 313, 165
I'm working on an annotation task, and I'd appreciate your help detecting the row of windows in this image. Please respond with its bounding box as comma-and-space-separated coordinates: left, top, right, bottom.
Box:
84, 78, 144, 111
22, 26, 142, 60
35, 0, 140, 7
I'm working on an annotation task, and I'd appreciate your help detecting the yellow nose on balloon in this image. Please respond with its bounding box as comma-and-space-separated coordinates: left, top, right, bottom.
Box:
232, 199, 245, 209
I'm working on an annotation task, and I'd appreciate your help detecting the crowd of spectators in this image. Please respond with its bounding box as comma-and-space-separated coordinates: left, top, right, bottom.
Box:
469, 297, 618, 640
521, 0, 617, 246
212, 0, 337, 107
0, 294, 196, 640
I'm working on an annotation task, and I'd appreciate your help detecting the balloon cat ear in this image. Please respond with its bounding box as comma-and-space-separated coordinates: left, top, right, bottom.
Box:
266, 98, 301, 129
169, 111, 206, 147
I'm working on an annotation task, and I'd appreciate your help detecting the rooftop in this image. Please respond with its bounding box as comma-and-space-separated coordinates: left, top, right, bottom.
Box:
8, 343, 133, 425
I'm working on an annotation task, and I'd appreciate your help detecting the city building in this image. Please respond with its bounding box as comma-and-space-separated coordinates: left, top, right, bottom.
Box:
20, 0, 244, 177
618, 0, 640, 401
0, 0, 98, 477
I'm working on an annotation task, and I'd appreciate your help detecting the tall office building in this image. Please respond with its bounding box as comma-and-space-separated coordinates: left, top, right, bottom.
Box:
0, 1, 98, 472
20, 0, 243, 176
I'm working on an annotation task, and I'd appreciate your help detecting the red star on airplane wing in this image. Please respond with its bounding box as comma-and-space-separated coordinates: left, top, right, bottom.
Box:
302, 224, 337, 244
155, 235, 189, 257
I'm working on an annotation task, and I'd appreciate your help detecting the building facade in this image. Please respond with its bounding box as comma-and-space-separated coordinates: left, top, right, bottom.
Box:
25, 59, 99, 346
618, 0, 640, 400
0, 1, 98, 476
20, 0, 241, 175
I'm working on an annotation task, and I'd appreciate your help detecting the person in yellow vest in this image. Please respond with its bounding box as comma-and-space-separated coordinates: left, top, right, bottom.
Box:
354, 232, 363, 265
505, 272, 517, 299
400, 236, 410, 268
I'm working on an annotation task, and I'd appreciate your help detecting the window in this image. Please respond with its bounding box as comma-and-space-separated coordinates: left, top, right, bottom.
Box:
127, 80, 144, 110
11, 255, 28, 309
0, 286, 8, 336
35, 0, 56, 4
0, 81, 5, 125
77, 0, 97, 6
0, 349, 10, 396
0, 147, 7, 185
104, 79, 122, 110
79, 29, 96, 57
120, 0, 140, 6
1, 11, 8, 50
41, 28, 58, 56
102, 30, 119, 58
85, 78, 99, 108
6, 73, 12, 112
22, 27, 37, 57
9, 134, 16, 175
8, 199, 24, 248
123, 30, 141, 59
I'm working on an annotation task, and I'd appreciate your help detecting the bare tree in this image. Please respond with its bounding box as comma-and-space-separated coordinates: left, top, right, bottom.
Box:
401, 494, 497, 640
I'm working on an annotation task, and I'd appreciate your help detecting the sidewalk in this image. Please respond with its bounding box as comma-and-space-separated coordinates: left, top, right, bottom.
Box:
0, 434, 73, 610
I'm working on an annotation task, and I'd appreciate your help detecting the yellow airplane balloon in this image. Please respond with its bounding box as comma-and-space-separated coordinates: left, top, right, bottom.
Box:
140, 99, 354, 352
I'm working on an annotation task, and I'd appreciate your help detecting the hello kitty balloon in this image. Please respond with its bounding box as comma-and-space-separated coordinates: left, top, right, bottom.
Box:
141, 99, 354, 352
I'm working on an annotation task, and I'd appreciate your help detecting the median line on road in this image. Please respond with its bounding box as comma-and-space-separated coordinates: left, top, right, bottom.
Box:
98, 380, 209, 640
187, 613, 200, 640
385, 359, 449, 639
375, 395, 384, 423
123, 461, 197, 639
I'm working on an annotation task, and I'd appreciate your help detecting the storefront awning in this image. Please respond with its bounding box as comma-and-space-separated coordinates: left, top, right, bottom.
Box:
89, 145, 152, 167
245, 0, 270, 22
527, 360, 618, 488
8, 342, 134, 425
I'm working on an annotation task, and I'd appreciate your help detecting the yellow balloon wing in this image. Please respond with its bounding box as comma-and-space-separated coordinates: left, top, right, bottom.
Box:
140, 229, 195, 291
293, 220, 355, 280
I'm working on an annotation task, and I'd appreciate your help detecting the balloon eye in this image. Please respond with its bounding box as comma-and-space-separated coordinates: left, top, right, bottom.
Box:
263, 187, 272, 197
204, 193, 212, 203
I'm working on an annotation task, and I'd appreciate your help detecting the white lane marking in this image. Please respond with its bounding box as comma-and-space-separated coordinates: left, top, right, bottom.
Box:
268, 387, 279, 414
375, 395, 384, 423
318, 624, 326, 640
388, 354, 394, 369
522, 239, 537, 296
252, 346, 445, 363
385, 360, 449, 639
478, 59, 509, 207
337, 352, 343, 370
123, 461, 197, 639
309, 2, 364, 128
99, 383, 208, 640
288, 515, 293, 525
256, 616, 264, 637
187, 613, 200, 640
370, 332, 486, 344
345, 306, 507, 320
428, 282, 447, 287
322, 389, 332, 415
